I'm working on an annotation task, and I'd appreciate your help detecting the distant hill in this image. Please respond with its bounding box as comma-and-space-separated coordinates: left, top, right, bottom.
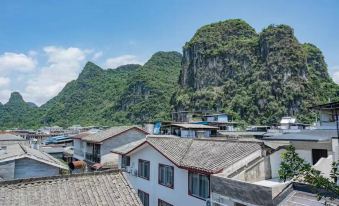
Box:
1, 19, 338, 129
0, 51, 182, 129
0, 92, 39, 128
172, 19, 339, 124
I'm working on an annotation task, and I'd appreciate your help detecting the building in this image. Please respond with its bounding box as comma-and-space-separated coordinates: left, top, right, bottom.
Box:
0, 170, 142, 206
262, 130, 336, 165
0, 143, 68, 180
112, 136, 264, 206
73, 126, 149, 164
160, 123, 219, 138
0, 133, 28, 146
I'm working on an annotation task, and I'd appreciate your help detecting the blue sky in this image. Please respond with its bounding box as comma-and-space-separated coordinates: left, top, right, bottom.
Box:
0, 0, 338, 105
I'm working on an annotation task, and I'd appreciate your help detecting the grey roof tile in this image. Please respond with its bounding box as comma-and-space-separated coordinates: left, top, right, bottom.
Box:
0, 170, 142, 206
82, 126, 148, 143
121, 136, 262, 173
0, 144, 68, 170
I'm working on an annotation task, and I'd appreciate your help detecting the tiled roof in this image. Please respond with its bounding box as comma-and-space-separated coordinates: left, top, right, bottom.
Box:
72, 132, 92, 139
82, 126, 148, 143
0, 144, 68, 170
121, 136, 262, 173
0, 170, 142, 206
0, 133, 25, 141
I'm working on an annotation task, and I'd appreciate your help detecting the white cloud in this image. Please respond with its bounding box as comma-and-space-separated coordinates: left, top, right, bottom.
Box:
0, 89, 11, 104
0, 52, 36, 73
23, 46, 88, 105
0, 77, 10, 87
92, 51, 103, 60
331, 66, 339, 84
105, 55, 143, 69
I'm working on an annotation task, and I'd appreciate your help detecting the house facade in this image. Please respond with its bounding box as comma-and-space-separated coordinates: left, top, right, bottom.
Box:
112, 136, 264, 206
73, 126, 148, 164
0, 144, 68, 180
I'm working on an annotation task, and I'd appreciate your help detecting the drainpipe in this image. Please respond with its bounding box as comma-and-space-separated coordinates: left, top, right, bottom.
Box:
333, 109, 339, 186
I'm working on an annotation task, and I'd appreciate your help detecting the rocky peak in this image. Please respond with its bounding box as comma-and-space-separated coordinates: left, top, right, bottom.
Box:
6, 92, 25, 106
78, 61, 103, 80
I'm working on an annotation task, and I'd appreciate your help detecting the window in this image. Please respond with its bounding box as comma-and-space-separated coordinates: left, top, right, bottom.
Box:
158, 164, 174, 188
121, 155, 130, 169
138, 159, 150, 180
138, 190, 149, 206
158, 199, 173, 206
188, 172, 210, 199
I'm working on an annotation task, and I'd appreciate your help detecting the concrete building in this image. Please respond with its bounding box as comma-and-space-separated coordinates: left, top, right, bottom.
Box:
0, 143, 68, 180
73, 126, 148, 164
160, 123, 218, 138
0, 133, 28, 146
112, 136, 265, 206
262, 130, 336, 165
0, 170, 142, 206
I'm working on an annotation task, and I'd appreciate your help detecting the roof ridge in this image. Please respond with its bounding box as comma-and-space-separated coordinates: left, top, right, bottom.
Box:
0, 169, 121, 186
18, 143, 27, 154
179, 139, 194, 166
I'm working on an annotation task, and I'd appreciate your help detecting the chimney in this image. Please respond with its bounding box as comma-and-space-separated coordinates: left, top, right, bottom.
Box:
31, 138, 39, 150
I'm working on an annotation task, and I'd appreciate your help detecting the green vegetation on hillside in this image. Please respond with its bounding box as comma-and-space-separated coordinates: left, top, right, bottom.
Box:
174, 20, 339, 125
0, 19, 338, 129
0, 52, 182, 129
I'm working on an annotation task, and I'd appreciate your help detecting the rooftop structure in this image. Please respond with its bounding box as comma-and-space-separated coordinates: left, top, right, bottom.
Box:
113, 136, 262, 174
82, 126, 148, 143
0, 170, 142, 206
0, 144, 68, 170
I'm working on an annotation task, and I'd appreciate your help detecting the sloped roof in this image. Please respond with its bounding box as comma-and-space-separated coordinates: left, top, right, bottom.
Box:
170, 123, 218, 129
0, 144, 68, 170
0, 133, 25, 141
116, 136, 262, 174
82, 126, 149, 143
263, 129, 337, 142
0, 170, 142, 206
71, 132, 92, 139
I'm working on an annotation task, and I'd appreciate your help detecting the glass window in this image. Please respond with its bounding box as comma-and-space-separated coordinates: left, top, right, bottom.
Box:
188, 172, 210, 199
158, 199, 173, 206
158, 164, 174, 188
121, 155, 130, 169
138, 159, 150, 180
138, 190, 149, 206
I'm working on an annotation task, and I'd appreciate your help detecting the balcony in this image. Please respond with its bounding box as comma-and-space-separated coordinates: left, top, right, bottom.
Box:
85, 152, 101, 163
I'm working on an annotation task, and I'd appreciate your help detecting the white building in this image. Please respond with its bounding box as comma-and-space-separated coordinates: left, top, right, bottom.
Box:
112, 136, 264, 206
72, 126, 148, 164
0, 143, 68, 180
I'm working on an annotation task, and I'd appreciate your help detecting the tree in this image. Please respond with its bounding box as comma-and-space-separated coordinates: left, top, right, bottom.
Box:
279, 145, 339, 201
278, 145, 311, 182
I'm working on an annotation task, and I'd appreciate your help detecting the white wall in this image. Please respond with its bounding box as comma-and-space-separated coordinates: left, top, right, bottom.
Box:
101, 129, 147, 157
125, 145, 206, 206
14, 158, 60, 179
295, 149, 312, 165
270, 149, 286, 178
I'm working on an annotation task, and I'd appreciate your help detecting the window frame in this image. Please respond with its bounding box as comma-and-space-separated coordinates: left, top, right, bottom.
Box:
188, 171, 210, 200
138, 190, 149, 206
121, 155, 130, 169
158, 199, 173, 206
138, 159, 150, 180
158, 163, 174, 189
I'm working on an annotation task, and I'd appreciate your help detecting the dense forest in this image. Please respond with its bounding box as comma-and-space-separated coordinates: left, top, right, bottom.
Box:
0, 19, 338, 129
